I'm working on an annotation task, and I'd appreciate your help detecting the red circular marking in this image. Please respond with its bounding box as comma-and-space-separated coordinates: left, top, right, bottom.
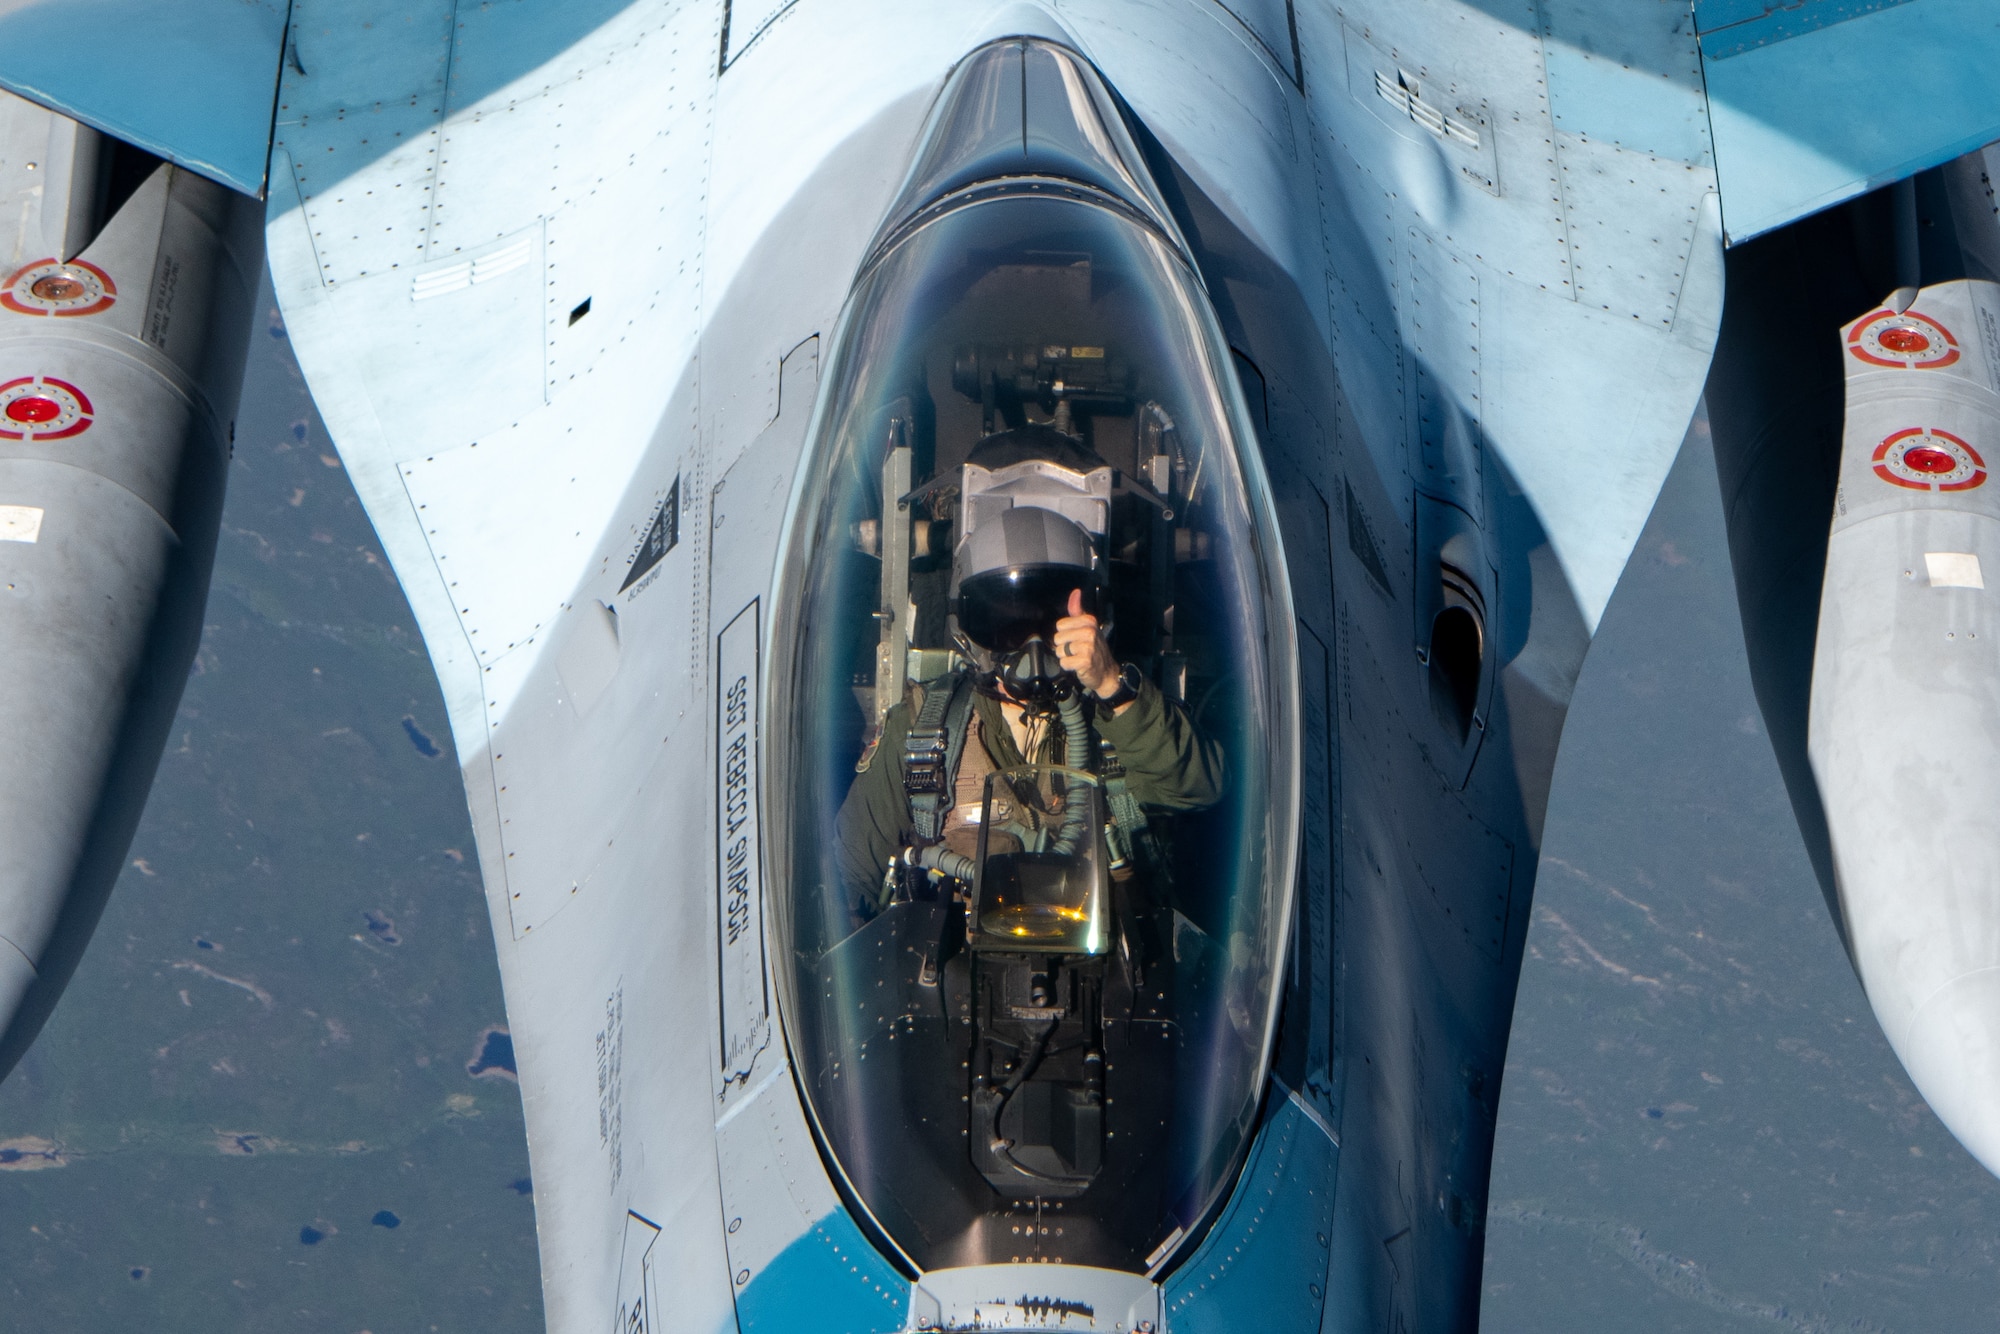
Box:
5, 395, 59, 423
46, 378, 89, 416
0, 257, 116, 317
1848, 308, 1961, 368
1872, 427, 1988, 491
0, 376, 93, 440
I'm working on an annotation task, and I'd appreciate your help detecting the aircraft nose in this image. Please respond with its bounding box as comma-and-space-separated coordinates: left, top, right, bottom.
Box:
1902, 968, 2000, 1174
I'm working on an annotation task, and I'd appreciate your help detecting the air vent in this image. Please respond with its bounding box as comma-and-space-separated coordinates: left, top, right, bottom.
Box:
1427, 564, 1485, 742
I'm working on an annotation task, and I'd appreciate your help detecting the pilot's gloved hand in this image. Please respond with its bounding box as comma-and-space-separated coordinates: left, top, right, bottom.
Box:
1055, 588, 1124, 704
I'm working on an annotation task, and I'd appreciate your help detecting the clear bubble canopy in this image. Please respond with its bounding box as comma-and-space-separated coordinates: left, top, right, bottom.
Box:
767, 38, 1298, 1276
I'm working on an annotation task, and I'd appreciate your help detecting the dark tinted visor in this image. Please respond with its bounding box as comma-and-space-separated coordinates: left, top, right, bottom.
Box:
957, 565, 1098, 652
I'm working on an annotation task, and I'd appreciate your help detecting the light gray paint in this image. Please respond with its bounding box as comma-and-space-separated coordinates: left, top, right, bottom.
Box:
1812, 273, 2000, 1175
0, 95, 262, 1075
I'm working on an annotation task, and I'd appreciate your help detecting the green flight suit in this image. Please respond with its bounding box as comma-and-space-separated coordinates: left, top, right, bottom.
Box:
834, 674, 1223, 909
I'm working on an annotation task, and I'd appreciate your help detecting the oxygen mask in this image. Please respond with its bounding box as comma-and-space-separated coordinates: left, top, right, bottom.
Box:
997, 635, 1072, 709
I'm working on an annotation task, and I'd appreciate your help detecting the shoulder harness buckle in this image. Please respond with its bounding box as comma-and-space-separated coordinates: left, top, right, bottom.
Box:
903, 727, 948, 794
905, 671, 976, 843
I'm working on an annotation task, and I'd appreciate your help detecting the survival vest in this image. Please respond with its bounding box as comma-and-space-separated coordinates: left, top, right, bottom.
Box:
900, 669, 1154, 871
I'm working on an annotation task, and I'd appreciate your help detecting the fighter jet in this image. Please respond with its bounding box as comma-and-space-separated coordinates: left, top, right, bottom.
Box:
0, 1, 1997, 1330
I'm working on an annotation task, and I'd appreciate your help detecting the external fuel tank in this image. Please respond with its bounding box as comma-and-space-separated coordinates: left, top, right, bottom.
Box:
1812, 273, 2000, 1175
0, 94, 261, 1076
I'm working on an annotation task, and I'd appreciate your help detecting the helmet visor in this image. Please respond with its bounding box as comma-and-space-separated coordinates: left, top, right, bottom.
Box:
957, 565, 1098, 653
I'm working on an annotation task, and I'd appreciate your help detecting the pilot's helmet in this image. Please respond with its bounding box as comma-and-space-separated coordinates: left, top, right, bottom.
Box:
956, 504, 1112, 688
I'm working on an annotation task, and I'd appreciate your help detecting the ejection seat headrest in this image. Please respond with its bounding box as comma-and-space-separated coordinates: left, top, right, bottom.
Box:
966, 425, 1106, 473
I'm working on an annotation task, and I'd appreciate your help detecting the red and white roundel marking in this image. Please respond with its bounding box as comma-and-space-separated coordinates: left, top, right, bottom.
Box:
0, 376, 93, 440
1873, 427, 1985, 491
0, 258, 115, 317
1848, 309, 1961, 369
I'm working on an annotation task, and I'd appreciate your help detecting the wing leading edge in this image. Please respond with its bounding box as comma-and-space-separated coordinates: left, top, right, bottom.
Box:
0, 0, 287, 196
1696, 0, 2000, 241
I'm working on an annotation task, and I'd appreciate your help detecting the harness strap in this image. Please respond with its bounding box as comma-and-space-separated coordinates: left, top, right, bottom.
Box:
908, 677, 1154, 862
906, 672, 974, 842
1097, 737, 1150, 867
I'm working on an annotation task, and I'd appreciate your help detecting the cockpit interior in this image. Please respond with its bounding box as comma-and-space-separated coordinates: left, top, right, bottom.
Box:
771, 38, 1297, 1278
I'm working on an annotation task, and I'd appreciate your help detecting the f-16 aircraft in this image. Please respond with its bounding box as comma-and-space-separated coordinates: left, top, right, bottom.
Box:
2, 1, 1999, 1330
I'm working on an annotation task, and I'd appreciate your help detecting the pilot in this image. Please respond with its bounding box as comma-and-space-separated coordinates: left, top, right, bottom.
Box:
835, 502, 1222, 912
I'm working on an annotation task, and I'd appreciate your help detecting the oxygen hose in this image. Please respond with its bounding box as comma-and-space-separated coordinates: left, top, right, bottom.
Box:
1050, 691, 1092, 855
908, 689, 1089, 874
1059, 690, 1090, 770
909, 843, 976, 882
1001, 1018, 1056, 1097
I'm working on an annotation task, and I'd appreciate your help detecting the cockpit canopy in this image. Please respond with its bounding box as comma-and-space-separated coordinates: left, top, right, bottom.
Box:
769, 38, 1297, 1276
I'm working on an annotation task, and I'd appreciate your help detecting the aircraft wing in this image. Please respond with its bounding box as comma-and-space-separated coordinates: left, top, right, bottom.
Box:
0, 0, 1986, 237
1278, 0, 2000, 627
1695, 0, 2000, 241
0, 0, 286, 195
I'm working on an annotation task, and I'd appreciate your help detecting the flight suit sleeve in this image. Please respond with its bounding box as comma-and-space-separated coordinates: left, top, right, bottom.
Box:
1094, 678, 1224, 811
834, 705, 915, 907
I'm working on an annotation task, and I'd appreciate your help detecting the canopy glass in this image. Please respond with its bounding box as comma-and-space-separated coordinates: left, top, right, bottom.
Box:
770, 166, 1296, 1274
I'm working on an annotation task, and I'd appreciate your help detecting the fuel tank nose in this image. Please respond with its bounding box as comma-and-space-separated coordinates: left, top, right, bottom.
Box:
1901, 968, 2000, 1172
1811, 275, 2000, 1177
